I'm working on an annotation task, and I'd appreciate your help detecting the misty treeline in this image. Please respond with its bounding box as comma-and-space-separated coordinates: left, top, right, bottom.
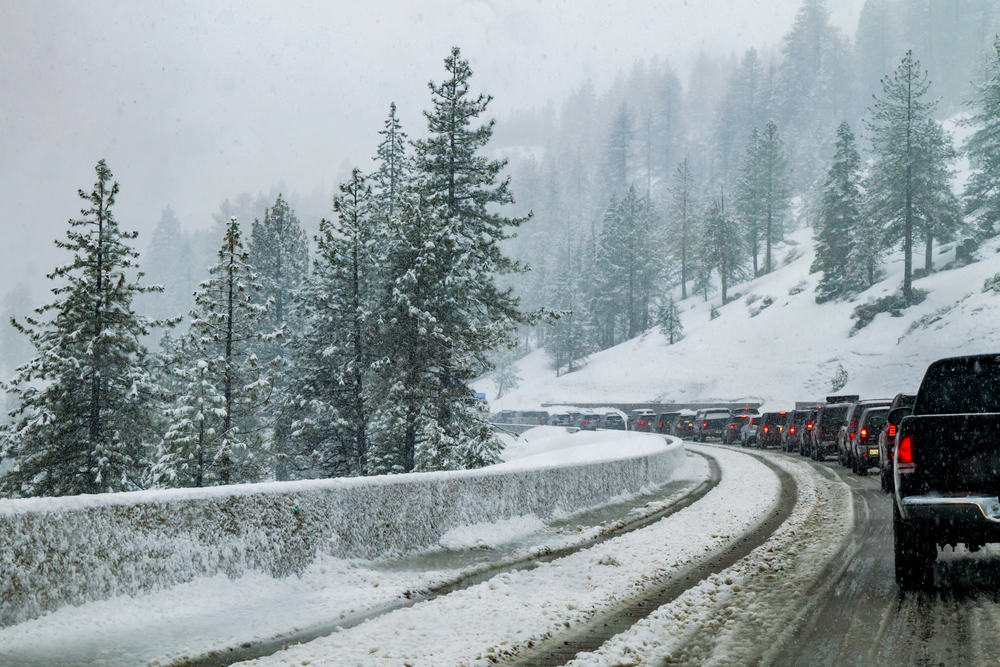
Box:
492, 0, 1000, 376
0, 48, 532, 497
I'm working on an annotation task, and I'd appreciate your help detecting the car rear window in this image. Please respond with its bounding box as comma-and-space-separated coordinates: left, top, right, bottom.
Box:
820, 406, 849, 426
862, 410, 889, 430
916, 357, 1000, 414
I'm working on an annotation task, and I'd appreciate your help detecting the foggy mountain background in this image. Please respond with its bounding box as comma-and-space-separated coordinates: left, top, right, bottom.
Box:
1, 0, 866, 301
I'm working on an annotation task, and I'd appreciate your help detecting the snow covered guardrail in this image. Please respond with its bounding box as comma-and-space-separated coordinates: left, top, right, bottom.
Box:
0, 433, 684, 628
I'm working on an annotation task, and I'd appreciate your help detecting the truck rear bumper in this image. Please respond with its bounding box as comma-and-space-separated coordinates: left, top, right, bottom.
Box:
901, 495, 1000, 524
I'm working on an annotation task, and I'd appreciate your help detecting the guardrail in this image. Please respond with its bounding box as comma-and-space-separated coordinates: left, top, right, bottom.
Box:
0, 435, 685, 628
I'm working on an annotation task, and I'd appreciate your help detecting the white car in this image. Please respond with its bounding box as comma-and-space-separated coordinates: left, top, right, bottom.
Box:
740, 416, 761, 447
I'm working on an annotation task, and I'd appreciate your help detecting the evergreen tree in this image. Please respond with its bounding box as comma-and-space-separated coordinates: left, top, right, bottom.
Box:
698, 190, 747, 304
153, 217, 274, 487
249, 194, 309, 341
658, 296, 684, 344
371, 102, 409, 218
0, 160, 161, 497
605, 102, 635, 199
283, 169, 378, 479
668, 158, 696, 300
492, 349, 522, 398
371, 47, 531, 473
140, 206, 194, 322
738, 120, 791, 274
850, 192, 890, 289
963, 35, 1000, 239
914, 118, 962, 272
814, 122, 864, 301
547, 231, 589, 375
865, 50, 943, 302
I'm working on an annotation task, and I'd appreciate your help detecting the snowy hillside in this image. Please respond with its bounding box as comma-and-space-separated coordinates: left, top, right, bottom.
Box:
477, 222, 1000, 411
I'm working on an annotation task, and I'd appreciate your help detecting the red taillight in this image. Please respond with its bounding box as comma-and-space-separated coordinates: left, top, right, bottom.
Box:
861, 429, 867, 437
887, 424, 896, 438
807, 423, 814, 430
849, 431, 855, 439
790, 426, 796, 434
898, 435, 915, 473
763, 426, 769, 433
702, 421, 707, 428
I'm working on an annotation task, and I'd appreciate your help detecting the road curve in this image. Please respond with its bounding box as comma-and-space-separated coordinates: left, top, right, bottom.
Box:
509, 448, 798, 667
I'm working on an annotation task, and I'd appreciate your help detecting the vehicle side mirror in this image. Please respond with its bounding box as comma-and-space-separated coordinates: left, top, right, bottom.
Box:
887, 407, 912, 426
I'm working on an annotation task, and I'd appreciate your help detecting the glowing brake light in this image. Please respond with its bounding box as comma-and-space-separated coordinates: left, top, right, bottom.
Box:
861, 428, 867, 437
702, 421, 707, 428
887, 424, 896, 438
763, 426, 769, 433
897, 435, 915, 473
790, 425, 796, 434
849, 431, 855, 439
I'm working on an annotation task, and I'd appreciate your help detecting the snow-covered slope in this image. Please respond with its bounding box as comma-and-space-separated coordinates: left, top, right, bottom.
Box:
478, 223, 1000, 411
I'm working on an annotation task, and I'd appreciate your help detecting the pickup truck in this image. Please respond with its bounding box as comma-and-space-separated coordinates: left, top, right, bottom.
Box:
890, 354, 1000, 590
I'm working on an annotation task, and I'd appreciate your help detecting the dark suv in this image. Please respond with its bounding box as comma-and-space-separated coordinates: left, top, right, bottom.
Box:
837, 399, 892, 467
694, 409, 732, 441
722, 414, 752, 444
781, 410, 808, 452
757, 412, 785, 449
809, 403, 851, 461
600, 413, 626, 430
850, 407, 890, 475
655, 412, 680, 435
878, 393, 917, 493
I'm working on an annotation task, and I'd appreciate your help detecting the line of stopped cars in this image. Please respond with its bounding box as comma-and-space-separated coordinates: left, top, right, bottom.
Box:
682, 354, 1000, 591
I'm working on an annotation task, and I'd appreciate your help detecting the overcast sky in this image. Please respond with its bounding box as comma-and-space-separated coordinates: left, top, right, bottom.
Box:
0, 0, 866, 296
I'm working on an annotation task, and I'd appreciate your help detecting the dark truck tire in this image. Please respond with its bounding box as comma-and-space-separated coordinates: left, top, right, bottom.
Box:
894, 500, 935, 590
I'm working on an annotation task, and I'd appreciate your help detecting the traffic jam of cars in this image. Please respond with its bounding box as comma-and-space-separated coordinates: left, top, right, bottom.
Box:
492, 354, 1000, 590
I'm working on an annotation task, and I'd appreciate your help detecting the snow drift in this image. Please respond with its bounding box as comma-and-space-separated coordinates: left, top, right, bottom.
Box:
0, 432, 684, 628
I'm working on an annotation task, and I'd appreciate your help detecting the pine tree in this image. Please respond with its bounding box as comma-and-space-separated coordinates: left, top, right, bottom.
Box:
658, 296, 684, 344
492, 349, 522, 398
605, 102, 634, 199
865, 50, 945, 302
0, 160, 162, 497
249, 194, 309, 341
371, 47, 531, 473
698, 190, 747, 304
140, 206, 194, 322
914, 118, 962, 273
547, 231, 589, 375
153, 217, 274, 487
742, 120, 791, 274
668, 158, 696, 300
283, 169, 378, 479
736, 127, 766, 275
814, 122, 864, 302
371, 102, 409, 218
963, 35, 1000, 239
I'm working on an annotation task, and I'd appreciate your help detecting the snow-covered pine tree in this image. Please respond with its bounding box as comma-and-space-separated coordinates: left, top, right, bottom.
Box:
371, 102, 409, 218
668, 158, 696, 300
249, 194, 309, 344
605, 102, 635, 200
547, 230, 589, 375
372, 47, 531, 473
865, 50, 946, 302
248, 194, 308, 479
492, 349, 522, 398
282, 169, 379, 479
814, 122, 864, 302
698, 189, 747, 304
736, 127, 765, 275
0, 160, 162, 497
658, 296, 684, 344
140, 206, 194, 322
963, 35, 1000, 239
738, 120, 791, 275
153, 217, 275, 487
913, 118, 962, 273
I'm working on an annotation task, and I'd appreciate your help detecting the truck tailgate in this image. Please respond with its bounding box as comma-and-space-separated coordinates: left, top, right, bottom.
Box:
905, 414, 1000, 493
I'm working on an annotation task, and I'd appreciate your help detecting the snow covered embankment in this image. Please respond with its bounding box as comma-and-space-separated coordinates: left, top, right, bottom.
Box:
0, 432, 685, 628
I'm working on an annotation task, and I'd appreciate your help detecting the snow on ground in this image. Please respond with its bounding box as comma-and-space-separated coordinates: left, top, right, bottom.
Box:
228, 445, 781, 667
568, 446, 854, 666
0, 431, 692, 667
477, 222, 1000, 411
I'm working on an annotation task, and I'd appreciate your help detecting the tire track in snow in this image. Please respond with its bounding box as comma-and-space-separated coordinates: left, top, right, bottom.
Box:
177, 452, 722, 667
511, 445, 797, 667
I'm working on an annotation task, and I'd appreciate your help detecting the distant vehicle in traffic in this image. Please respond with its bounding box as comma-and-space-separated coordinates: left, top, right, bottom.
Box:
837, 399, 892, 467
809, 403, 851, 461
879, 393, 917, 493
850, 406, 890, 475
741, 415, 761, 446
694, 409, 732, 441
757, 412, 785, 449
629, 409, 657, 432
